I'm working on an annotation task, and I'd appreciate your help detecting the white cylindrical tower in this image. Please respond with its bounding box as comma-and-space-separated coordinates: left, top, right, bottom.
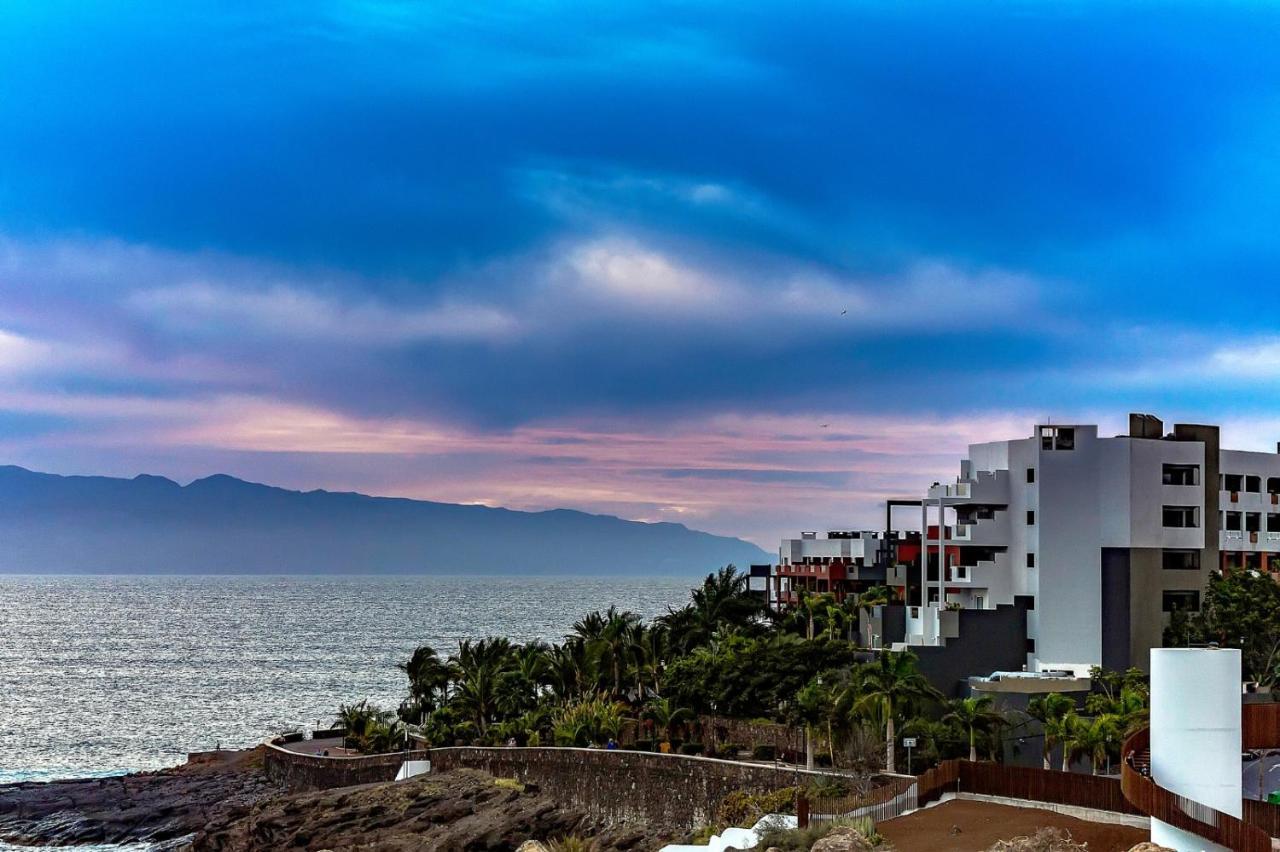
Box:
1149, 647, 1241, 852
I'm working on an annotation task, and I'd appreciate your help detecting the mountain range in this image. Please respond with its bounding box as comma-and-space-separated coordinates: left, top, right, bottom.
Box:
0, 465, 769, 575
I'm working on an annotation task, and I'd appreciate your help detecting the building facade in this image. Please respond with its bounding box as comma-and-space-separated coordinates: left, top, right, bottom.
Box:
770, 530, 889, 608
775, 413, 1280, 680
911, 413, 1237, 675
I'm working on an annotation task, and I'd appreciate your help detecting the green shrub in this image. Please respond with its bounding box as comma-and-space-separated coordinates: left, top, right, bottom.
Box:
680, 742, 705, 755
755, 814, 881, 852
723, 742, 748, 755
751, 744, 777, 761
805, 776, 850, 798
716, 787, 798, 826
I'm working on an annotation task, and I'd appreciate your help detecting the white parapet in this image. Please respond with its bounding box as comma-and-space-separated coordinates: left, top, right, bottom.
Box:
1149, 647, 1241, 852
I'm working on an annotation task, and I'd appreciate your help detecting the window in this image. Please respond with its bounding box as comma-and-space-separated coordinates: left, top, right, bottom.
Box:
1162, 506, 1198, 528
1162, 464, 1199, 486
1026, 510, 1036, 525
1162, 590, 1201, 613
1269, 513, 1280, 533
1026, 467, 1036, 484
1026, 638, 1036, 654
1162, 549, 1200, 571
1040, 426, 1075, 451
1247, 475, 1262, 493
1225, 511, 1243, 531
1269, 477, 1280, 495
1247, 512, 1262, 533
1225, 474, 1244, 492
1026, 552, 1036, 568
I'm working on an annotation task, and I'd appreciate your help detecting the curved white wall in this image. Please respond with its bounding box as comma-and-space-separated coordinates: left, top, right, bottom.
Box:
1149, 648, 1241, 852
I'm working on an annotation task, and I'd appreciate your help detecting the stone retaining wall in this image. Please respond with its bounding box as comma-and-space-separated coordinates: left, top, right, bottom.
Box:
262, 742, 431, 792
428, 746, 855, 830
697, 715, 805, 757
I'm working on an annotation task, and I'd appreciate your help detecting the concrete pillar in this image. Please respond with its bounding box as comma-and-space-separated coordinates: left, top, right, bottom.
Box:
1149, 647, 1241, 852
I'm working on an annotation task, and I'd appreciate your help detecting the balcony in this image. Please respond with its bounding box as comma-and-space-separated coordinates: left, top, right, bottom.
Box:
927, 469, 1011, 507
950, 511, 1011, 547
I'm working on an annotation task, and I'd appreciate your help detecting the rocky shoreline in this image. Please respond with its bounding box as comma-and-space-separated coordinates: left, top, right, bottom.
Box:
0, 750, 282, 849
0, 750, 667, 851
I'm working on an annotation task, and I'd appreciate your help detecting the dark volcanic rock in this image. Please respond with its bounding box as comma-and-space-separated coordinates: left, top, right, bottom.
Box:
193, 769, 662, 851
0, 749, 282, 848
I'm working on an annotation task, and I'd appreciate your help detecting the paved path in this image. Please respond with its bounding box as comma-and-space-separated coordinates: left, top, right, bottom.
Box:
277, 737, 358, 757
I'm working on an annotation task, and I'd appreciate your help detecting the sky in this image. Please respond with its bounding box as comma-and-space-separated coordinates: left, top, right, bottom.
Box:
2, 1, 1280, 547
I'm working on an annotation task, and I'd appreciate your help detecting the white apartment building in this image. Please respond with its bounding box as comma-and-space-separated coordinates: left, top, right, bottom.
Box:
902, 414, 1264, 676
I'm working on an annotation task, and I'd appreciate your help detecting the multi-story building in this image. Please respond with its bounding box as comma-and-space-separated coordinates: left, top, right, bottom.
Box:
908, 413, 1233, 676
771, 413, 1280, 684
770, 530, 889, 608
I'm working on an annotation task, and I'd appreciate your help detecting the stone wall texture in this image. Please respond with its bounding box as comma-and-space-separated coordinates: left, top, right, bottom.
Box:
428, 746, 851, 829
262, 743, 430, 792
697, 715, 806, 756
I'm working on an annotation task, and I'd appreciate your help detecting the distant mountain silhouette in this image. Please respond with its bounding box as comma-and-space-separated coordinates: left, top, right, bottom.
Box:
0, 465, 769, 575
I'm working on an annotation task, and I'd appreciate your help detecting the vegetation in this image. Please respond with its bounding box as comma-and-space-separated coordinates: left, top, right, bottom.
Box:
755, 814, 885, 851
715, 787, 798, 826
1165, 568, 1280, 685
339, 565, 1168, 779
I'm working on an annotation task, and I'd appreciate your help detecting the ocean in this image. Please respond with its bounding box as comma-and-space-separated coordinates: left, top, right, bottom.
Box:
0, 574, 696, 785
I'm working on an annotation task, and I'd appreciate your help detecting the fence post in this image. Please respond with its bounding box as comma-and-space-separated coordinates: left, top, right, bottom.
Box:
797, 795, 810, 828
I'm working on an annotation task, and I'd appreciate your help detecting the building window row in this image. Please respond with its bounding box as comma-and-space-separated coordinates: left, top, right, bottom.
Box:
1223, 474, 1280, 494
1222, 511, 1280, 532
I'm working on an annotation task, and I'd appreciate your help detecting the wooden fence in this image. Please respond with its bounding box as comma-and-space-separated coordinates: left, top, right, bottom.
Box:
1245, 798, 1280, 838
1121, 727, 1271, 852
806, 758, 1139, 827
1244, 701, 1280, 749
958, 760, 1141, 815
916, 759, 960, 807
807, 776, 917, 825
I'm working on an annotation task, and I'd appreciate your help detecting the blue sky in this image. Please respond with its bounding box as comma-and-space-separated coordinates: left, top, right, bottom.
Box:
2, 1, 1280, 545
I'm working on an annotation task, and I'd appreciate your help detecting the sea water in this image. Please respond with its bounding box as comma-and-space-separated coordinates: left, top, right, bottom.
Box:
0, 574, 694, 783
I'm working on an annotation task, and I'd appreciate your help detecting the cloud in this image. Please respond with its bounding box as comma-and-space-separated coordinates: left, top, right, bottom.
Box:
562, 238, 724, 309
128, 282, 519, 344
1208, 339, 1280, 379
0, 380, 1042, 544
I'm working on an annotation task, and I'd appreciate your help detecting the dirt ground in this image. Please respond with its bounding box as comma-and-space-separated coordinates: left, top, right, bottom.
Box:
877, 799, 1148, 852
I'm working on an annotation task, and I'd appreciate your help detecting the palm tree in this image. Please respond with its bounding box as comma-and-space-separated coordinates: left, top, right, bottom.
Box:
850, 650, 942, 773
943, 696, 1001, 762
662, 566, 761, 651
643, 696, 691, 746
598, 607, 641, 698
337, 700, 395, 752
633, 624, 668, 698
1026, 693, 1076, 770
1066, 714, 1117, 775
450, 638, 513, 734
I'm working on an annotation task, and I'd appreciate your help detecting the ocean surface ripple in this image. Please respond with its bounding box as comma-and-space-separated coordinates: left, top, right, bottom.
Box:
0, 574, 694, 784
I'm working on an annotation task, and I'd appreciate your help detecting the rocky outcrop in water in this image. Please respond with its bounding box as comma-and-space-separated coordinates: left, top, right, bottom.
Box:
0, 749, 281, 848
